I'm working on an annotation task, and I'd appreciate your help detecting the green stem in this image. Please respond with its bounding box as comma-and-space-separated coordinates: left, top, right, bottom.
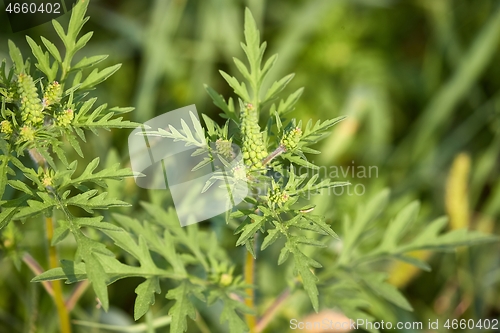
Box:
244, 235, 257, 332
46, 215, 72, 333
145, 310, 155, 333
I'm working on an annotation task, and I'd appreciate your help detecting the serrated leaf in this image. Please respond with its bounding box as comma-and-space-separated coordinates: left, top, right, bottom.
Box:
293, 248, 319, 312
40, 36, 62, 63
300, 116, 346, 147
394, 254, 431, 272
261, 228, 281, 250
86, 251, 110, 311
204, 85, 237, 122
278, 246, 290, 265
361, 274, 413, 311
263, 73, 295, 102
26, 36, 55, 81
0, 155, 10, 199
219, 70, 251, 102
166, 281, 198, 333
61, 157, 134, 190
380, 201, 420, 251
339, 189, 390, 265
277, 88, 304, 115
235, 216, 265, 246
75, 31, 93, 52
134, 277, 161, 320
303, 215, 339, 239
0, 206, 19, 231
14, 196, 57, 220
220, 296, 249, 333
8, 40, 24, 74
66, 190, 130, 213
79, 64, 121, 90
72, 55, 108, 71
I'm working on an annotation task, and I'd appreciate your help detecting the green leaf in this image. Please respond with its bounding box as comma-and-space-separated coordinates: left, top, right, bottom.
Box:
276, 88, 304, 115
339, 189, 390, 265
261, 228, 281, 250
0, 206, 20, 231
65, 190, 130, 213
79, 64, 122, 90
204, 85, 237, 122
380, 201, 420, 251
360, 274, 413, 311
66, 0, 90, 44
8, 40, 24, 74
74, 31, 93, 52
263, 73, 295, 102
14, 194, 57, 220
40, 36, 62, 63
26, 36, 56, 82
219, 296, 249, 333
394, 255, 432, 272
52, 20, 67, 46
8, 179, 34, 195
293, 248, 319, 312
134, 277, 161, 320
61, 157, 134, 190
300, 117, 346, 147
235, 215, 265, 246
302, 214, 339, 239
283, 154, 319, 170
166, 281, 199, 333
0, 154, 10, 199
219, 71, 251, 102
72, 55, 108, 71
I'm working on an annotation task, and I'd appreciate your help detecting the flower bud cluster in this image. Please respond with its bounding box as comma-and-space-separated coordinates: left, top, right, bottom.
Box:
17, 73, 44, 126
268, 182, 289, 206
281, 126, 302, 151
0, 120, 13, 137
19, 126, 35, 142
241, 103, 267, 171
42, 81, 62, 108
55, 109, 74, 127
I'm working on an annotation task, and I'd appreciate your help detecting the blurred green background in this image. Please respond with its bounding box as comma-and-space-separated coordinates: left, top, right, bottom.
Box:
0, 0, 499, 332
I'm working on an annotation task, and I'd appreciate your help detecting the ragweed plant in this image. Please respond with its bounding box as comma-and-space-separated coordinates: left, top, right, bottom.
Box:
138, 8, 350, 332
0, 1, 137, 332
1, 4, 496, 333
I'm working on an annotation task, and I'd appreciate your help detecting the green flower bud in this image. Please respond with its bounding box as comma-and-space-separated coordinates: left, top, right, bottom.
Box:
42, 173, 53, 187
19, 126, 35, 142
281, 126, 302, 151
2, 85, 18, 103
43, 81, 62, 108
56, 109, 74, 127
219, 273, 233, 286
240, 103, 267, 171
268, 182, 289, 207
17, 73, 44, 126
0, 120, 13, 137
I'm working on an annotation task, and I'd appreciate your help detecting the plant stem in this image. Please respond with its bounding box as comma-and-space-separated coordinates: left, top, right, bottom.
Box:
194, 311, 212, 333
22, 253, 54, 298
255, 288, 291, 333
45, 216, 72, 333
145, 310, 155, 333
244, 245, 257, 332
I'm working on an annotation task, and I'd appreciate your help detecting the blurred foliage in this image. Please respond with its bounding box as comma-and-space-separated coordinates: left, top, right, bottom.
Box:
0, 0, 500, 332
